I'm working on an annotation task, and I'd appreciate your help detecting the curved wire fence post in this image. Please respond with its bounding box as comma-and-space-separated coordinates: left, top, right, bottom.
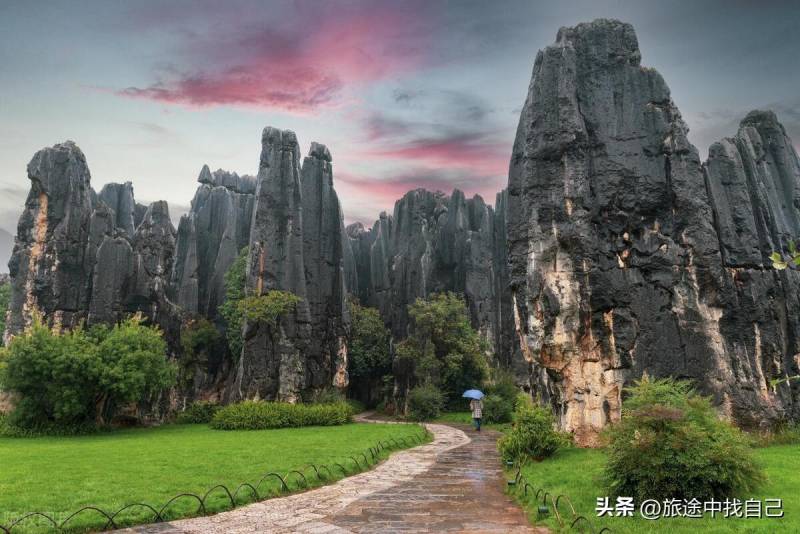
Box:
255, 472, 289, 495
570, 515, 595, 533
202, 484, 236, 509
286, 470, 309, 488
232, 483, 260, 503
5, 512, 61, 533
108, 503, 165, 529
158, 493, 206, 519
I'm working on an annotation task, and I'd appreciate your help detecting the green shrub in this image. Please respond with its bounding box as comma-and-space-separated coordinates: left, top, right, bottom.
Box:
347, 300, 392, 383
482, 394, 513, 424
499, 401, 564, 462
306, 387, 344, 404
211, 401, 353, 430
602, 377, 765, 501
0, 315, 175, 430
407, 384, 445, 421
176, 400, 220, 424
219, 247, 248, 358
753, 421, 800, 447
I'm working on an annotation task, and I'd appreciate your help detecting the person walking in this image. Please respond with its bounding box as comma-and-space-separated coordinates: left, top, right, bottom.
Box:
470, 397, 483, 431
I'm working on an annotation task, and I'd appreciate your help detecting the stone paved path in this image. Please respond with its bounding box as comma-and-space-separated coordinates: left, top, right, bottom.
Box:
122, 418, 540, 533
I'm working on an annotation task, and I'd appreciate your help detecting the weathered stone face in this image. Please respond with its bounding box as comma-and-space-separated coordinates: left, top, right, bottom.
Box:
171, 166, 255, 317
5, 141, 94, 339
230, 128, 353, 403
347, 188, 517, 371
507, 19, 799, 444
4, 142, 179, 348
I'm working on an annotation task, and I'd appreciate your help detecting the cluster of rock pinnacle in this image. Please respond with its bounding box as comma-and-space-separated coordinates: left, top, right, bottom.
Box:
4, 19, 799, 441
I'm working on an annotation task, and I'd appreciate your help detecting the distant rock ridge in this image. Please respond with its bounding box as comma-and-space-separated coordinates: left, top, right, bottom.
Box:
346, 187, 521, 371
507, 18, 799, 444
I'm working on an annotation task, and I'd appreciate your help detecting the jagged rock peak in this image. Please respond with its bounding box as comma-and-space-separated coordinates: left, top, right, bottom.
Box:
98, 182, 136, 237
554, 19, 641, 65
197, 165, 256, 195
308, 141, 332, 162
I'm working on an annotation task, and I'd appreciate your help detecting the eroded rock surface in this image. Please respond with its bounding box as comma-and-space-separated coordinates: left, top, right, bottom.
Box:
507, 19, 799, 444
229, 129, 351, 402
347, 188, 516, 368
171, 166, 255, 317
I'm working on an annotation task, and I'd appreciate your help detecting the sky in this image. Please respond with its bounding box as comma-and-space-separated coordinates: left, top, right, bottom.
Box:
1, 0, 799, 242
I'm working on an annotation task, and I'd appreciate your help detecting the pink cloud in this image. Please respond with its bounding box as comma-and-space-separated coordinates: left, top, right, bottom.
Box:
363, 136, 510, 176
117, 3, 435, 113
336, 167, 506, 225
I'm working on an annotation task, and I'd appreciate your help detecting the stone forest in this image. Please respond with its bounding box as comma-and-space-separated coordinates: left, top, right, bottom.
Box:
1, 14, 799, 534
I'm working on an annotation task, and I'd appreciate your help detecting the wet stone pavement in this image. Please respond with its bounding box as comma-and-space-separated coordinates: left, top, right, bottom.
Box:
121, 420, 543, 533
327, 424, 538, 533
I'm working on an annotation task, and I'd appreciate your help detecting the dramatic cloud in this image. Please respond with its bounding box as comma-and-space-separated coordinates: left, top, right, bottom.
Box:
117, 2, 437, 113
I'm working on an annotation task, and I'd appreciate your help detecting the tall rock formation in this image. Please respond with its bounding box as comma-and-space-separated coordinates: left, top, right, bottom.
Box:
301, 143, 350, 390
508, 19, 799, 444
171, 166, 255, 317
229, 128, 351, 402
4, 141, 179, 346
5, 141, 94, 339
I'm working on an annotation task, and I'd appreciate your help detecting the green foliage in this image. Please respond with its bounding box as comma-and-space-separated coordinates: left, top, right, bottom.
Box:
482, 394, 513, 424
211, 401, 353, 430
0, 282, 10, 346
498, 400, 565, 462
218, 247, 303, 358
771, 239, 800, 270
753, 421, 800, 447
0, 316, 175, 430
407, 384, 445, 421
218, 247, 249, 357
347, 299, 391, 382
483, 372, 519, 423
397, 292, 488, 405
176, 400, 220, 424
603, 377, 765, 501
180, 318, 221, 359
237, 291, 301, 325
305, 387, 344, 404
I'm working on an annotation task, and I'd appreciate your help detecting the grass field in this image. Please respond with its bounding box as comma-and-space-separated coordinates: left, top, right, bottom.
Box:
509, 444, 799, 533
0, 422, 427, 532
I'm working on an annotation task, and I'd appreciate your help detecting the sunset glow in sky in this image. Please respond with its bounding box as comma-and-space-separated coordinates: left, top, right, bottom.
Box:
1, 0, 799, 233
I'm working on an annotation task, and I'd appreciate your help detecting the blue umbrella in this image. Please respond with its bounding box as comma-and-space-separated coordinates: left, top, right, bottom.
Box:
462, 389, 484, 400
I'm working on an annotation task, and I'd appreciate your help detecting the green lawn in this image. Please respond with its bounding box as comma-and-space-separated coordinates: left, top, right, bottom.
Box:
0, 422, 427, 532
508, 444, 798, 533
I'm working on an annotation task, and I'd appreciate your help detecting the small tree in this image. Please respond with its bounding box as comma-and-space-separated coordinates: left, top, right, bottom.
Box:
347, 299, 392, 405
218, 246, 302, 356
396, 293, 488, 406
603, 377, 765, 501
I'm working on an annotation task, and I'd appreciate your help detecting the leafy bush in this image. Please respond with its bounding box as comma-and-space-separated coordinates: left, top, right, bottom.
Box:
482, 394, 513, 424
499, 401, 564, 462
237, 292, 301, 325
347, 300, 392, 382
176, 400, 220, 424
211, 401, 353, 430
753, 421, 800, 447
407, 384, 445, 421
483, 372, 519, 423
219, 247, 249, 358
347, 399, 366, 414
602, 377, 765, 501
0, 316, 175, 430
305, 387, 344, 404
